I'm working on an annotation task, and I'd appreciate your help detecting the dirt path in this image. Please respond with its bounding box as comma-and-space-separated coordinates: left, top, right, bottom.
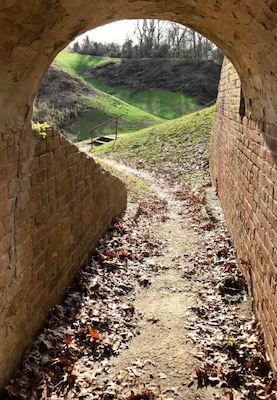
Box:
4, 153, 275, 400
110, 210, 217, 399
93, 157, 274, 400
96, 158, 225, 399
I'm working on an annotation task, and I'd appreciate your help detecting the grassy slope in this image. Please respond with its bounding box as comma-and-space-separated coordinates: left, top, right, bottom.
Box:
74, 91, 165, 139
92, 105, 215, 185
53, 49, 120, 76
35, 67, 164, 142
46, 51, 165, 141
86, 78, 199, 120
94, 159, 152, 202
54, 49, 200, 120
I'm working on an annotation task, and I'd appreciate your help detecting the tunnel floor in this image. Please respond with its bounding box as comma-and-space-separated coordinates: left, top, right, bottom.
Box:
4, 158, 276, 400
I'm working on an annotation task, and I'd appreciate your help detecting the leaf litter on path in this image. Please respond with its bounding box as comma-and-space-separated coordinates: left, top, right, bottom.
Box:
3, 154, 277, 399
3, 194, 169, 400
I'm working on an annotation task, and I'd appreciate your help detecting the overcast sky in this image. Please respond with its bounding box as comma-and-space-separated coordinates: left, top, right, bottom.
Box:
75, 20, 138, 45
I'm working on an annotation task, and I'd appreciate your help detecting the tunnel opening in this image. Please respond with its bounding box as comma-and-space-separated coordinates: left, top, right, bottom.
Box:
0, 2, 277, 395
3, 21, 275, 399
33, 19, 223, 145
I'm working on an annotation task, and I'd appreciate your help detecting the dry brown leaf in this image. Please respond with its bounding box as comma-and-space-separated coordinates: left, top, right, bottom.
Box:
89, 326, 102, 340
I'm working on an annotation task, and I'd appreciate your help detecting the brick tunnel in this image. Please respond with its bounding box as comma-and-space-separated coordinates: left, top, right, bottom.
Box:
0, 0, 276, 390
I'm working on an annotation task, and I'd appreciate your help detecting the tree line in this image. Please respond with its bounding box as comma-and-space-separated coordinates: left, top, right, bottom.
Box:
71, 20, 223, 63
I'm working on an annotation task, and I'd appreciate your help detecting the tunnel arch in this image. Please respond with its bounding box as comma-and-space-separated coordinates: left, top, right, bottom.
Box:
1, 1, 277, 128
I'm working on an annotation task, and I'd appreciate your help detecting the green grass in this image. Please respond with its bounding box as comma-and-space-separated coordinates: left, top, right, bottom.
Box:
53, 50, 200, 121
68, 91, 165, 142
82, 91, 164, 125
92, 105, 216, 185
86, 78, 199, 119
53, 49, 167, 142
94, 158, 152, 202
53, 48, 120, 77
123, 89, 199, 120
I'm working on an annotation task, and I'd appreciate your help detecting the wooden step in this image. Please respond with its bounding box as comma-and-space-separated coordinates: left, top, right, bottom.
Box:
92, 136, 115, 147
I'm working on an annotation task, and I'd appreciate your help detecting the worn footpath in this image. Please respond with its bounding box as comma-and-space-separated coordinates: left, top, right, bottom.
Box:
3, 156, 276, 400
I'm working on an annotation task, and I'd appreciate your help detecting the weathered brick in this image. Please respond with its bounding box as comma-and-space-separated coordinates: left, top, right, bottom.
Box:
0, 198, 13, 218
35, 206, 51, 225
39, 152, 54, 168
34, 139, 47, 156
213, 59, 277, 376
16, 249, 34, 277
0, 233, 11, 255
265, 135, 277, 154
55, 170, 67, 185
2, 132, 16, 147
0, 164, 17, 184
0, 183, 8, 199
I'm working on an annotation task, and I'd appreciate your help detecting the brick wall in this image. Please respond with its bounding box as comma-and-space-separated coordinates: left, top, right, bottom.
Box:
212, 58, 277, 373
0, 126, 127, 389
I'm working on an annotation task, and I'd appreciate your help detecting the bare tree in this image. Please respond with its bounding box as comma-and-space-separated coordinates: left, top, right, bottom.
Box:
121, 39, 134, 58
166, 22, 191, 58
135, 19, 169, 58
71, 19, 223, 62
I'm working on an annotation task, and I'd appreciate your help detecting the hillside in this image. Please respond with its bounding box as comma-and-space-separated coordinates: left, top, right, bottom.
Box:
34, 65, 164, 142
84, 57, 221, 105
34, 50, 221, 141
54, 49, 221, 106
53, 50, 205, 120
92, 105, 216, 186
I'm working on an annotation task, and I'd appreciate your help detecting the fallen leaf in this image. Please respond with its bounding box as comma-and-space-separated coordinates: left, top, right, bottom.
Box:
58, 357, 72, 367
128, 389, 155, 400
89, 326, 101, 340
65, 335, 73, 345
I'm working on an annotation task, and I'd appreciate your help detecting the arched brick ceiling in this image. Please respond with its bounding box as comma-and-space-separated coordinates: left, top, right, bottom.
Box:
0, 0, 277, 126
